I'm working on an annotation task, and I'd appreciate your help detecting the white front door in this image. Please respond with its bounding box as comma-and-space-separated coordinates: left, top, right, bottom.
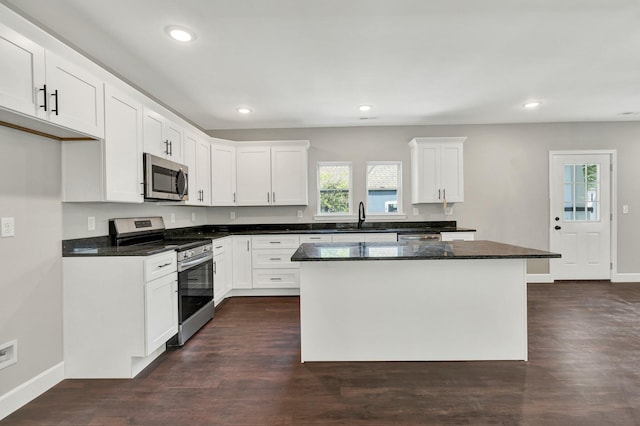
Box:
550, 153, 611, 280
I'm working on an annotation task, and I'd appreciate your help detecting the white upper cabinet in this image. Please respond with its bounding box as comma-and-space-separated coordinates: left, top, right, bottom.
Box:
236, 145, 272, 206
210, 139, 237, 206
271, 144, 308, 206
184, 132, 211, 205
0, 22, 104, 139
61, 84, 143, 203
143, 107, 183, 162
0, 24, 45, 118
409, 137, 465, 204
235, 140, 309, 206
103, 85, 143, 202
45, 52, 105, 138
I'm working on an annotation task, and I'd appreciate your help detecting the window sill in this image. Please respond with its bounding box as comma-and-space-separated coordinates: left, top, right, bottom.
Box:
365, 214, 408, 221
313, 214, 408, 222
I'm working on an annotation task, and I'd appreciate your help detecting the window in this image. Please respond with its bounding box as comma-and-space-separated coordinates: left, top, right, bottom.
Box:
563, 164, 600, 221
317, 162, 352, 215
366, 162, 402, 215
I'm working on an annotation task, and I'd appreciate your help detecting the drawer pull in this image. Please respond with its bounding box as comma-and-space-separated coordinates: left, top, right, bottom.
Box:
157, 262, 172, 268
215, 245, 223, 249
309, 237, 321, 240
270, 277, 282, 281
269, 257, 282, 261
269, 241, 281, 244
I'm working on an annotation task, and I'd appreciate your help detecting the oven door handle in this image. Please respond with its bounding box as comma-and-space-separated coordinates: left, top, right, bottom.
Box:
178, 252, 213, 272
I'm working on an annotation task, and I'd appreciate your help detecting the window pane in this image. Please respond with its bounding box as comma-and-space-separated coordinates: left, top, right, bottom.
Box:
563, 163, 600, 223
367, 163, 400, 214
318, 164, 350, 214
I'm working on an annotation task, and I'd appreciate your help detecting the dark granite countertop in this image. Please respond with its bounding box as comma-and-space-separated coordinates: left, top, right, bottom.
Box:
63, 221, 476, 257
62, 236, 180, 257
291, 240, 561, 261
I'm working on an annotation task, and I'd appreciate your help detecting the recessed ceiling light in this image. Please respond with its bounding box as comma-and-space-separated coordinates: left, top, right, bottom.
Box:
358, 105, 372, 112
523, 101, 542, 109
166, 26, 195, 42
237, 107, 252, 114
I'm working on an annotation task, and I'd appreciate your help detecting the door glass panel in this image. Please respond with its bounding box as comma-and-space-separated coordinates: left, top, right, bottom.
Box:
563, 163, 600, 222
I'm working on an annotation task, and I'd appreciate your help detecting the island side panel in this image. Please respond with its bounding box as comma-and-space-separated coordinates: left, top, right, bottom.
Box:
300, 258, 527, 362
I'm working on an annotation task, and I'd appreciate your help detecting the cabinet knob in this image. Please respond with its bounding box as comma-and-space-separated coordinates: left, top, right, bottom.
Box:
554, 225, 562, 230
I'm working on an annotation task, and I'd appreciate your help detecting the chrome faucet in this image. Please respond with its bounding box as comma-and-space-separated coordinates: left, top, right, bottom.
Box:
358, 201, 366, 229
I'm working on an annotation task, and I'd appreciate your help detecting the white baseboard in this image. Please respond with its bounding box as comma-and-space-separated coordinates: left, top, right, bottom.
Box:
526, 274, 554, 283
228, 288, 300, 297
612, 273, 640, 283
0, 361, 64, 421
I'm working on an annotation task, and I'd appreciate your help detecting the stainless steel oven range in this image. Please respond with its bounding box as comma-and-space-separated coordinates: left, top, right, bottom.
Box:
109, 216, 214, 347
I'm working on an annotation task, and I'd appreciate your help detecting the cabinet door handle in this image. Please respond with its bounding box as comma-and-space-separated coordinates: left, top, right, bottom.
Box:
270, 277, 282, 281
267, 192, 270, 203
269, 257, 282, 261
213, 261, 217, 274
246, 240, 250, 251
233, 192, 236, 203
164, 140, 170, 155
438, 189, 441, 200
443, 189, 446, 200
39, 84, 48, 111
51, 90, 59, 115
273, 192, 276, 203
169, 141, 173, 156
140, 182, 145, 196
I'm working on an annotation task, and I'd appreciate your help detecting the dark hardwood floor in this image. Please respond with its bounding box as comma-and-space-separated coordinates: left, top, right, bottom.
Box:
3, 282, 640, 425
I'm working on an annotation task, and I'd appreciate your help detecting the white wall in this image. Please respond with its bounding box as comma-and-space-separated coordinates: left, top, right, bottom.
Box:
0, 126, 63, 396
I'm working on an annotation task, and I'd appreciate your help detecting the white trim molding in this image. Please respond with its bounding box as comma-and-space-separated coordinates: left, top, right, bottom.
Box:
612, 273, 640, 283
0, 362, 64, 421
526, 274, 554, 283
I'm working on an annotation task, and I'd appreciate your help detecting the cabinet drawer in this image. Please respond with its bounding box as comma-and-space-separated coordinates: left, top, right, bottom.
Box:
440, 232, 475, 242
299, 234, 332, 243
212, 238, 226, 256
252, 234, 300, 249
252, 269, 300, 289
364, 233, 397, 242
144, 251, 177, 281
252, 249, 299, 269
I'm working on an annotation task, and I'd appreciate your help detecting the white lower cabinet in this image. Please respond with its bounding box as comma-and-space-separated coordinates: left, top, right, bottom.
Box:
331, 233, 397, 243
440, 232, 475, 241
63, 251, 177, 378
251, 235, 300, 288
145, 272, 178, 355
213, 237, 232, 303
232, 236, 253, 289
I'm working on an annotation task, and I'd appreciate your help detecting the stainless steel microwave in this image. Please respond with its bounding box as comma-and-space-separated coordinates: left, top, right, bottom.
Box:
143, 153, 189, 201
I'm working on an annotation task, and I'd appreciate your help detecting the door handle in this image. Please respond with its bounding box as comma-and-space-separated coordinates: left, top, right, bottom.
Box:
554, 225, 562, 230
39, 84, 48, 111
51, 89, 59, 115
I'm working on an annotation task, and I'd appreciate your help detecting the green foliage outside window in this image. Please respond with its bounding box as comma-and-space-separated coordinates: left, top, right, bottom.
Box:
319, 166, 350, 213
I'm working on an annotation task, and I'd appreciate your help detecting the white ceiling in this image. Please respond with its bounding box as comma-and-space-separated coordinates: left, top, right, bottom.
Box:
4, 0, 640, 130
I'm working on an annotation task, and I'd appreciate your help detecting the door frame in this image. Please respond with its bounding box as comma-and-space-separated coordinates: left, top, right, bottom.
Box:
548, 150, 617, 281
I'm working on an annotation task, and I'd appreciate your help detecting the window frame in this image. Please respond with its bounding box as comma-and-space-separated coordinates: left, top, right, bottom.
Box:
365, 161, 403, 216
316, 161, 353, 216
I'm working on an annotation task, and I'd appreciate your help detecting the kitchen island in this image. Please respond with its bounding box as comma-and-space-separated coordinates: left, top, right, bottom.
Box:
291, 240, 559, 362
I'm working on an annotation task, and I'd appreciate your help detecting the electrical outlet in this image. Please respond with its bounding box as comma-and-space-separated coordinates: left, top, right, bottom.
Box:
1, 217, 15, 237
0, 339, 17, 370
412, 208, 419, 216
230, 211, 236, 220
191, 212, 196, 222
297, 210, 303, 218
87, 216, 96, 231
623, 205, 629, 214
170, 213, 176, 223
